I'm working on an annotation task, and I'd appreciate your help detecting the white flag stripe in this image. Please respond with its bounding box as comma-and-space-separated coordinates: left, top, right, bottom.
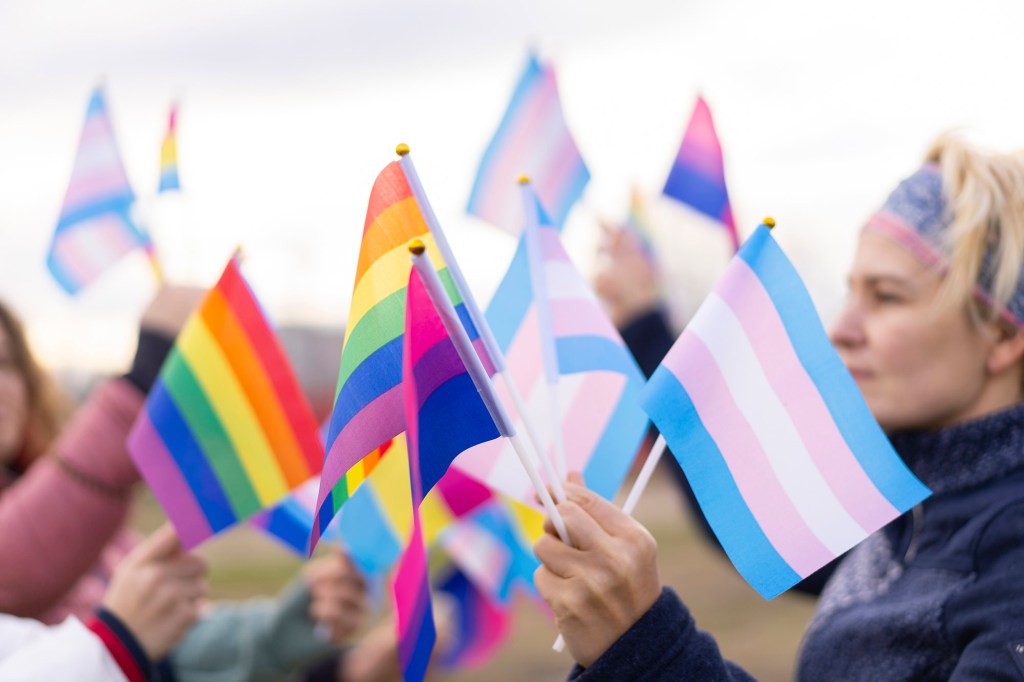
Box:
688, 292, 868, 555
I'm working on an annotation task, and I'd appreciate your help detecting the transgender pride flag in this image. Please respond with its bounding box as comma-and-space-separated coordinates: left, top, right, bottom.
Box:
455, 186, 648, 505
640, 223, 930, 599
662, 96, 740, 252
47, 86, 149, 294
466, 54, 590, 235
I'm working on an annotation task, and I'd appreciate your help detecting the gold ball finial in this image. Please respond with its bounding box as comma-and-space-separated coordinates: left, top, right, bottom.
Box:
763, 217, 776, 229
396, 143, 410, 156
518, 175, 531, 185
408, 238, 426, 256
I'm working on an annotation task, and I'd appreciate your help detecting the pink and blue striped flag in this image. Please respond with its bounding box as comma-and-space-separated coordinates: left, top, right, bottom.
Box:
393, 264, 502, 682
639, 222, 931, 599
47, 86, 149, 294
455, 186, 648, 505
662, 96, 740, 252
466, 54, 590, 235
433, 564, 513, 670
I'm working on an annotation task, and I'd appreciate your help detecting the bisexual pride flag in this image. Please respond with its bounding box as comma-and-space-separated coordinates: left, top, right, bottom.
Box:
128, 255, 324, 548
662, 96, 740, 252
640, 223, 930, 599
467, 54, 589, 235
393, 263, 501, 682
47, 86, 149, 294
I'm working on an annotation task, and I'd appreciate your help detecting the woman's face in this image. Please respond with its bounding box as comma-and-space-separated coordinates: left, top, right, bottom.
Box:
830, 231, 1000, 433
0, 324, 29, 467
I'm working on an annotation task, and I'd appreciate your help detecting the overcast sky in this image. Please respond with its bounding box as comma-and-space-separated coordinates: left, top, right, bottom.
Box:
4, 0, 1024, 371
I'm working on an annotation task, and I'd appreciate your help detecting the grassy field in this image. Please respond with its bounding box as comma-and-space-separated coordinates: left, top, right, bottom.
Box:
133, 466, 815, 681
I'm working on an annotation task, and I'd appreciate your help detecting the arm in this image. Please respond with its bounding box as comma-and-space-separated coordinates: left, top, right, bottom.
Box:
169, 578, 340, 682
946, 501, 1024, 680
0, 378, 143, 617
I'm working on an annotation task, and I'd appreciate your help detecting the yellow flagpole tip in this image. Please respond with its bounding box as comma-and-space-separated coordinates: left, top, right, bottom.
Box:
408, 238, 426, 255
395, 143, 410, 156
518, 175, 531, 185
763, 217, 776, 229
232, 244, 246, 263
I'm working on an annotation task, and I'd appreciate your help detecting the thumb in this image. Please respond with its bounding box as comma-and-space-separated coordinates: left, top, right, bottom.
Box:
130, 523, 183, 564
563, 482, 639, 538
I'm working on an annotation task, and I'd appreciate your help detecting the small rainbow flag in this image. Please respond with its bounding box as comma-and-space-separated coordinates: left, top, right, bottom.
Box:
47, 86, 149, 294
640, 223, 930, 598
662, 96, 740, 251
158, 102, 181, 193
467, 54, 590, 235
312, 160, 487, 550
128, 255, 324, 549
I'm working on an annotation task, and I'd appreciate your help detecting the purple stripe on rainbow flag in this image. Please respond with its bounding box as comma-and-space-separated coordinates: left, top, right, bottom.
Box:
467, 54, 590, 235
639, 223, 930, 598
662, 96, 739, 252
394, 513, 435, 682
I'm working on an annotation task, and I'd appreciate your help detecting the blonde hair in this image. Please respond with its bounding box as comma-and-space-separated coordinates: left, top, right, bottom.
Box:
925, 132, 1024, 325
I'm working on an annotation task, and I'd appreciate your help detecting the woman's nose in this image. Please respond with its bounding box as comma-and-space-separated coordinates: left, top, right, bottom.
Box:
829, 299, 866, 349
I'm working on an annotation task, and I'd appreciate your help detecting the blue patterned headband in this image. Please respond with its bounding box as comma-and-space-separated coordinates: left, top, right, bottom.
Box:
864, 163, 1024, 329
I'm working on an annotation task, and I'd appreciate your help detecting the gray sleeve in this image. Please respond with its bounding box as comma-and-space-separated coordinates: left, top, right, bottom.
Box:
169, 578, 337, 682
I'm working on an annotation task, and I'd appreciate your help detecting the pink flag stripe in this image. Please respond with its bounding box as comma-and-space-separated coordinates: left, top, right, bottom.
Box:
670, 332, 834, 577
537, 226, 571, 262
477, 73, 557, 221
53, 219, 138, 285
558, 371, 625, 475
131, 413, 212, 548
61, 168, 131, 212
717, 259, 900, 531
536, 133, 587, 215
548, 299, 620, 341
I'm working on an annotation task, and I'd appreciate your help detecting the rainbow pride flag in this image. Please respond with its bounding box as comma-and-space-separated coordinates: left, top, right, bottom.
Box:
47, 86, 149, 294
640, 223, 931, 599
312, 161, 486, 549
662, 96, 740, 252
393, 265, 501, 682
128, 255, 324, 548
158, 102, 181, 193
455, 187, 648, 505
467, 54, 590, 235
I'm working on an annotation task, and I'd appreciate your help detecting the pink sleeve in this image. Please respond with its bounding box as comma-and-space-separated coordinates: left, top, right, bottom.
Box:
0, 379, 144, 618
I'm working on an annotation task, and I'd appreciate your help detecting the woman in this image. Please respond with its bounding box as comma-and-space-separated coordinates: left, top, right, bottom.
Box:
536, 132, 1024, 680
0, 288, 370, 680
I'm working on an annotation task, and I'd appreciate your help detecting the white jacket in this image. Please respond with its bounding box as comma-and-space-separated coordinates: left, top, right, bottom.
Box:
0, 614, 127, 682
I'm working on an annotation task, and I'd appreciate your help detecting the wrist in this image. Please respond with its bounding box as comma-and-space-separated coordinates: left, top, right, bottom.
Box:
87, 608, 154, 682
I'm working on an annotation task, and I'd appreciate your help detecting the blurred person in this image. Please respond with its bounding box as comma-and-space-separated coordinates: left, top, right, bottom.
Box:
0, 288, 369, 681
1, 523, 207, 681
537, 132, 1024, 679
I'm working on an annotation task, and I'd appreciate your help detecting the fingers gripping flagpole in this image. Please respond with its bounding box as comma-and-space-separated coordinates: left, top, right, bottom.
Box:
408, 242, 571, 546
520, 177, 568, 479
396, 145, 568, 504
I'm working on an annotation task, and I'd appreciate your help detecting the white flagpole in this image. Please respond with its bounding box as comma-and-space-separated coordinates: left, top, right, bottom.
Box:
520, 178, 568, 478
397, 145, 568, 503
409, 242, 571, 546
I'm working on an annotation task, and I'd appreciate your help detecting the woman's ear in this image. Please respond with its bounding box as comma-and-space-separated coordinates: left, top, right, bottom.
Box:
986, 323, 1024, 376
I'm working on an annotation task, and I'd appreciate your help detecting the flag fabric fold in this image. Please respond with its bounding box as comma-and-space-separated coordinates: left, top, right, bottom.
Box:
312, 160, 487, 549
47, 86, 149, 294
662, 96, 740, 251
639, 224, 931, 599
455, 187, 648, 505
467, 54, 589, 235
128, 255, 324, 548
